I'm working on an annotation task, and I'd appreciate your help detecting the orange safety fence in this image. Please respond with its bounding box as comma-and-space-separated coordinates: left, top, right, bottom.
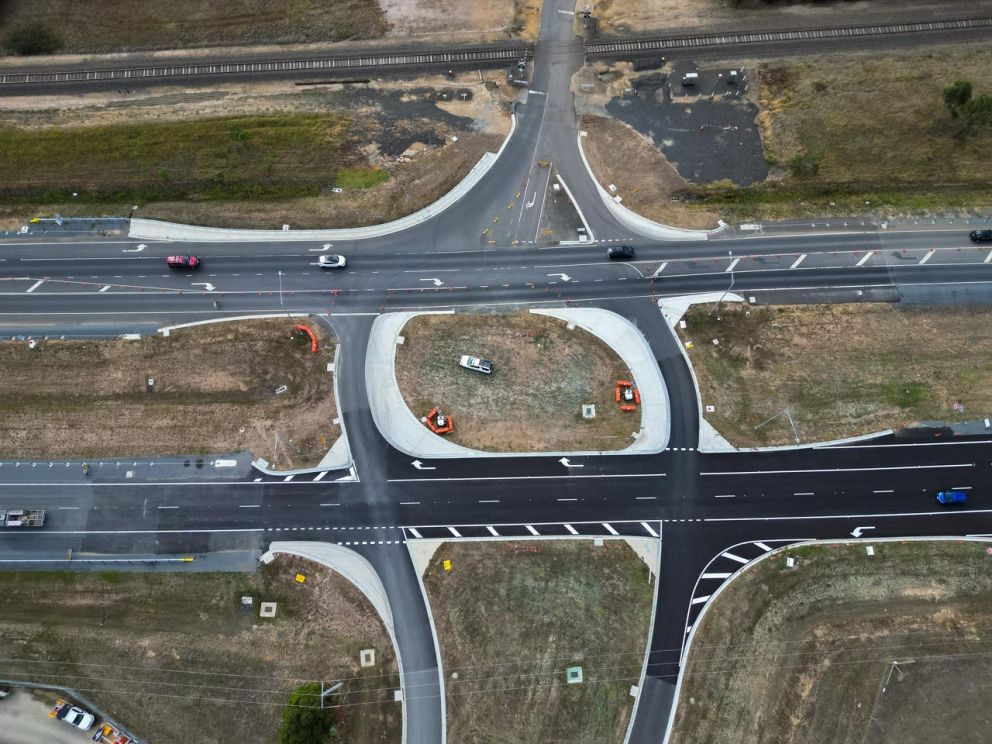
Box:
293, 324, 318, 353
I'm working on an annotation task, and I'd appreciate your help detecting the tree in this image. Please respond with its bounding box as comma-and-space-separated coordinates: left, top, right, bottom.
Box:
5, 23, 62, 55
943, 80, 973, 118
278, 682, 338, 744
962, 94, 992, 129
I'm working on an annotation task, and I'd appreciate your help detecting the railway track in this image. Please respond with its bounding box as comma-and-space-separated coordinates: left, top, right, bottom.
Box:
0, 44, 532, 87
586, 16, 992, 56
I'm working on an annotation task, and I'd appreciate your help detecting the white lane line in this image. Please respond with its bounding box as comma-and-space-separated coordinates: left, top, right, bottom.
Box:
312, 471, 327, 482
725, 258, 740, 272
702, 463, 972, 476
26, 280, 45, 293
409, 528, 423, 539
448, 526, 462, 537
919, 249, 935, 265
721, 551, 749, 564
157, 505, 179, 510
790, 254, 807, 269
635, 496, 656, 500
794, 491, 815, 496
701, 572, 732, 580
564, 524, 578, 535
952, 486, 972, 490
98, 285, 111, 293
651, 262, 668, 277
526, 525, 540, 536
640, 521, 659, 537
528, 90, 547, 96
478, 499, 500, 503
754, 542, 772, 552
691, 595, 711, 605
389, 472, 665, 483
603, 523, 619, 536
319, 503, 340, 507
985, 250, 992, 264
238, 504, 261, 508
714, 494, 736, 498
873, 489, 894, 494
400, 501, 420, 506
557, 498, 577, 502
487, 525, 499, 536
856, 251, 874, 267
58, 506, 80, 510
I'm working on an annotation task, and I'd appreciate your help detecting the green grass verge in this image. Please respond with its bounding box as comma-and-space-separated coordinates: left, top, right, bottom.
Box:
0, 113, 377, 204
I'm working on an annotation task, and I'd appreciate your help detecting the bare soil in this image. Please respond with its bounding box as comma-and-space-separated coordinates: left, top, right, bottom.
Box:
380, 0, 523, 39
0, 557, 400, 744
677, 303, 992, 447
394, 312, 638, 452
423, 540, 654, 744
669, 540, 992, 744
0, 318, 339, 469
579, 114, 722, 230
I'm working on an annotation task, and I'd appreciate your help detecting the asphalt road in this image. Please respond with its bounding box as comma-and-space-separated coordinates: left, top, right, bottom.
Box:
2, 0, 992, 742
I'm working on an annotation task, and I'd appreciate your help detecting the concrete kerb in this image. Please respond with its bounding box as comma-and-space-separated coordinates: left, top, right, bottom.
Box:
555, 174, 595, 242
366, 308, 671, 459
158, 313, 353, 474
260, 542, 407, 743
622, 530, 664, 744
575, 130, 727, 241
661, 535, 992, 744
128, 115, 517, 243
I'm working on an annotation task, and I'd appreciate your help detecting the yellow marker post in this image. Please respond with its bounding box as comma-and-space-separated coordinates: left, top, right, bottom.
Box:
442, 559, 452, 572
294, 573, 306, 584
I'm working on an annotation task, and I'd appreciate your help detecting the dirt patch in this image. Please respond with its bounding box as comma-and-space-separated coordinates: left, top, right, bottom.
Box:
0, 557, 400, 744
0, 0, 387, 54
0, 319, 339, 469
423, 540, 654, 744
580, 114, 721, 230
670, 541, 992, 744
379, 0, 519, 38
676, 303, 992, 447
394, 312, 638, 452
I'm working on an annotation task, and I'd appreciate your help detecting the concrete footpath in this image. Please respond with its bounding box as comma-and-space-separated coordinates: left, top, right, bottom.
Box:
365, 308, 671, 459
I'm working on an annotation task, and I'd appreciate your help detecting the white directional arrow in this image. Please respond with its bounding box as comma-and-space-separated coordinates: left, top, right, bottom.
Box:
525, 192, 536, 209
419, 278, 444, 287
559, 457, 583, 468
192, 282, 216, 292
123, 244, 146, 253
411, 460, 436, 471
547, 273, 571, 282
309, 243, 333, 252
850, 526, 876, 538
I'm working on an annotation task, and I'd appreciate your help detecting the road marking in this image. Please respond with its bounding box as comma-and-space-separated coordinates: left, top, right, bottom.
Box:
557, 8, 574, 14
283, 475, 294, 482
408, 528, 423, 539
528, 90, 547, 96
526, 525, 539, 535
725, 258, 740, 272
312, 471, 327, 482
919, 249, 935, 265
873, 489, 894, 494
793, 491, 815, 496
487, 525, 499, 536
157, 505, 179, 510
635, 496, 656, 500
478, 499, 500, 503
238, 504, 260, 508
557, 498, 577, 502
603, 523, 619, 536
640, 521, 659, 537
856, 251, 874, 267
400, 501, 420, 505
714, 494, 736, 498
701, 572, 732, 579
691, 595, 711, 605
389, 472, 665, 483
952, 486, 972, 490
985, 250, 992, 264
57, 506, 80, 510
26, 280, 44, 293
319, 503, 340, 507
754, 542, 772, 552
790, 254, 807, 269
702, 463, 972, 476
448, 526, 462, 537
721, 551, 749, 564
98, 285, 111, 293
564, 524, 578, 535
651, 262, 668, 277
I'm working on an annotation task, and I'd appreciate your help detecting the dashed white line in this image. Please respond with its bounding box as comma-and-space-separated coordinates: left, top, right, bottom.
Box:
635, 496, 656, 500
238, 504, 261, 508
400, 501, 420, 505
478, 499, 500, 503
794, 491, 815, 496
319, 503, 340, 507
702, 463, 972, 476
157, 505, 179, 510
557, 498, 577, 502
714, 494, 736, 498
872, 489, 894, 494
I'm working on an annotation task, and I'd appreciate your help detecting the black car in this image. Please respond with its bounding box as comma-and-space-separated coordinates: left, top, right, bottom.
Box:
970, 229, 992, 243
608, 245, 635, 260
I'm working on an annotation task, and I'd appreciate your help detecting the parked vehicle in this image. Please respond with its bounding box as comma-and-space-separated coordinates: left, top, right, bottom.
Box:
0, 509, 45, 527
936, 490, 968, 505
166, 255, 200, 268
608, 245, 635, 260
51, 699, 95, 731
459, 355, 494, 374
318, 254, 347, 269
0, 685, 10, 700
970, 229, 992, 243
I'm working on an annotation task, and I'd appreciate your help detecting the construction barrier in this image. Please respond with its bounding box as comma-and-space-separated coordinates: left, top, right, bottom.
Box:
293, 324, 318, 353
425, 406, 454, 435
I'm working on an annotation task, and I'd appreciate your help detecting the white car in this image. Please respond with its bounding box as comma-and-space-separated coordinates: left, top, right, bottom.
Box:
459, 355, 494, 374
318, 254, 347, 269
58, 706, 95, 730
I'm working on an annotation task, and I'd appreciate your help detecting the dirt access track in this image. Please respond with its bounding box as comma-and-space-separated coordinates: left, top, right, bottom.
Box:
670, 540, 992, 744
0, 318, 338, 470
422, 539, 654, 743
678, 302, 992, 448
394, 311, 637, 452
0, 556, 400, 744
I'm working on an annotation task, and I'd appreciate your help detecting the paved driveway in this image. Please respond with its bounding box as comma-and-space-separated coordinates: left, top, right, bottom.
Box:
0, 689, 96, 744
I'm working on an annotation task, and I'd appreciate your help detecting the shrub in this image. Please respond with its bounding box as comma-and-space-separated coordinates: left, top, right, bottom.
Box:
278, 682, 338, 744
5, 23, 63, 55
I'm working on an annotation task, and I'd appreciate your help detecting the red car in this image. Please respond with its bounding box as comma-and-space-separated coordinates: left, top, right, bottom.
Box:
166, 255, 200, 268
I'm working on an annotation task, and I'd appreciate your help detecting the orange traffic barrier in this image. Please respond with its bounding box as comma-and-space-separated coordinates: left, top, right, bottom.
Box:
293, 324, 318, 353
616, 379, 633, 386
615, 387, 621, 402
633, 390, 641, 404
620, 404, 637, 412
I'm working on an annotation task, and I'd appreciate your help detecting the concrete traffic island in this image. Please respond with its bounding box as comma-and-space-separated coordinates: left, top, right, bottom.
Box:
365, 308, 671, 458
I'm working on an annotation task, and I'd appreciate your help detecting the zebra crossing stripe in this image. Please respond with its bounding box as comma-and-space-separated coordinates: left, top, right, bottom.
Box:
603, 523, 619, 536
408, 528, 423, 539
448, 526, 462, 538
640, 521, 659, 537
526, 525, 539, 536
564, 524, 578, 535
754, 542, 772, 552
487, 525, 499, 536
721, 551, 749, 564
